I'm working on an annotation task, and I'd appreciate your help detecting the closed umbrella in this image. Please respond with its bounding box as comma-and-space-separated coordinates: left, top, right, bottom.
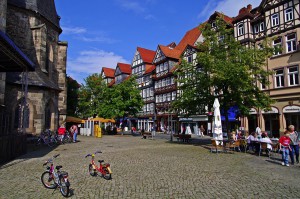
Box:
213, 98, 223, 145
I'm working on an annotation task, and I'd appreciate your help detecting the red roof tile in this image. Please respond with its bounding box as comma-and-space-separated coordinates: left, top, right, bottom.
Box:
159, 45, 182, 60
102, 67, 115, 78
144, 64, 155, 74
176, 26, 202, 52
137, 47, 156, 64
117, 63, 132, 74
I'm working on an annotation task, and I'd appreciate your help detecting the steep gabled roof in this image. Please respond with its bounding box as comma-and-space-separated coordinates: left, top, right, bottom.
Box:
232, 4, 255, 23
137, 47, 156, 64
117, 63, 132, 74
158, 45, 182, 60
176, 26, 202, 52
144, 64, 155, 74
101, 67, 115, 78
208, 11, 233, 26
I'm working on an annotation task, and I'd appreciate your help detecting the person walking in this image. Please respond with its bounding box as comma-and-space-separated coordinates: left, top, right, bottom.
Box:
199, 125, 205, 137
279, 131, 292, 167
70, 124, 78, 143
151, 125, 156, 139
288, 125, 300, 165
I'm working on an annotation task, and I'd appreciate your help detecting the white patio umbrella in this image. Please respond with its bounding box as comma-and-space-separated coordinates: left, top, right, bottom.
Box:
213, 98, 223, 145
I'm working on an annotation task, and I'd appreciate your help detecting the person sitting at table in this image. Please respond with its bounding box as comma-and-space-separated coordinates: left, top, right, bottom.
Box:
237, 131, 243, 140
247, 132, 259, 152
261, 132, 273, 152
231, 131, 237, 141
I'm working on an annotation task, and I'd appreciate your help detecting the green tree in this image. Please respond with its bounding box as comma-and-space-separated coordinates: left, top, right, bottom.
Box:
104, 76, 143, 121
174, 18, 274, 132
77, 73, 108, 118
67, 76, 80, 117
77, 74, 143, 120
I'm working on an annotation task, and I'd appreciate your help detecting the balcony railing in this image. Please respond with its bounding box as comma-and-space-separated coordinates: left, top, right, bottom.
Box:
154, 84, 176, 94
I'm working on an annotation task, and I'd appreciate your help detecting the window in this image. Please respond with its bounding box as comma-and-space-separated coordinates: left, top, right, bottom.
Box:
150, 87, 154, 96
158, 80, 162, 88
273, 37, 282, 55
171, 77, 174, 85
156, 66, 159, 73
172, 91, 176, 101
286, 33, 297, 53
160, 64, 163, 72
238, 23, 244, 36
162, 79, 166, 87
163, 94, 166, 102
146, 88, 150, 97
288, 66, 299, 86
143, 89, 146, 98
187, 55, 192, 63
166, 78, 170, 86
253, 24, 259, 33
260, 76, 267, 90
271, 13, 279, 27
274, 69, 284, 88
150, 103, 154, 111
285, 7, 294, 22
159, 95, 163, 103
260, 22, 264, 31
164, 62, 168, 71
167, 93, 171, 101
211, 22, 216, 28
156, 96, 158, 103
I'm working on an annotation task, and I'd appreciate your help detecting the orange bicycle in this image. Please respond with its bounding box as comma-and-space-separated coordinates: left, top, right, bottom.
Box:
85, 151, 112, 180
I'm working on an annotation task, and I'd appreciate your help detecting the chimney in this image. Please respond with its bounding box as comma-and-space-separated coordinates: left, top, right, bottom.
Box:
0, 0, 7, 32
247, 4, 252, 11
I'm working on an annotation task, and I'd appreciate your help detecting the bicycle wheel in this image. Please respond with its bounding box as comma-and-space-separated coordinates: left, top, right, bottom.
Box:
59, 177, 70, 197
41, 171, 57, 189
102, 168, 112, 180
88, 164, 96, 176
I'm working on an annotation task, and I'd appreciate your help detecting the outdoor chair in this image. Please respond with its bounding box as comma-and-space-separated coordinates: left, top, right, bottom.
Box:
226, 140, 240, 152
259, 142, 270, 158
270, 142, 280, 159
211, 139, 223, 153
239, 140, 248, 153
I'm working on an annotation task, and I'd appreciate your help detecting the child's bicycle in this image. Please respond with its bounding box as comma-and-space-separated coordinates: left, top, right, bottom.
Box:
41, 154, 70, 197
85, 151, 112, 180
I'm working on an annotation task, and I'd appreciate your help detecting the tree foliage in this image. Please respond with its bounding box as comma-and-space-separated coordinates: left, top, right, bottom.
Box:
174, 17, 274, 130
67, 76, 80, 117
77, 74, 143, 120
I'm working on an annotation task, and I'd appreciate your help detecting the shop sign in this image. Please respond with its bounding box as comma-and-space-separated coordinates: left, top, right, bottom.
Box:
179, 118, 193, 122
261, 107, 278, 114
249, 108, 257, 114
283, 105, 300, 113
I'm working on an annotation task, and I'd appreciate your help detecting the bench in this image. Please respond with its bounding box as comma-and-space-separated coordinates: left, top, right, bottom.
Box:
141, 132, 152, 139
173, 134, 191, 143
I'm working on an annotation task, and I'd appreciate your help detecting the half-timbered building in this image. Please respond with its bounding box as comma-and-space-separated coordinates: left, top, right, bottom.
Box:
233, 0, 300, 135
132, 47, 156, 132
113, 63, 131, 85
101, 67, 115, 84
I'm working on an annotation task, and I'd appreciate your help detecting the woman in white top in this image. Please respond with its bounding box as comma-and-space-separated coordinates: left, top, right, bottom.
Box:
261, 132, 272, 150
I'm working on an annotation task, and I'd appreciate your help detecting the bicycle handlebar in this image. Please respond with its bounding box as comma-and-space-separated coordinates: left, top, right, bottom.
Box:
43, 154, 60, 166
85, 151, 102, 158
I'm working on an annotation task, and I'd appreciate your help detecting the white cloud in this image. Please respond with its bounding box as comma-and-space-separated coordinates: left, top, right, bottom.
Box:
62, 27, 87, 35
116, 0, 145, 13
67, 50, 129, 84
144, 14, 156, 20
76, 36, 117, 44
198, 0, 262, 18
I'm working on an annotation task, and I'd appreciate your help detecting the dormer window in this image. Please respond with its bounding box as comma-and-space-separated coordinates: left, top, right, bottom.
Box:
253, 24, 259, 34
238, 23, 244, 36
211, 22, 216, 28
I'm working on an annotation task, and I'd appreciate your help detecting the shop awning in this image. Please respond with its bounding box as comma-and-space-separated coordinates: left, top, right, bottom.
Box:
0, 30, 35, 72
64, 116, 85, 123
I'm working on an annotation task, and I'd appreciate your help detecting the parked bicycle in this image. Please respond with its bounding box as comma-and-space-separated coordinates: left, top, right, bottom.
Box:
36, 129, 57, 147
41, 154, 70, 197
85, 151, 112, 180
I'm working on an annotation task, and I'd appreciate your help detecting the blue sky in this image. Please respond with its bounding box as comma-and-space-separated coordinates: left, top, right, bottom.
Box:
55, 0, 262, 84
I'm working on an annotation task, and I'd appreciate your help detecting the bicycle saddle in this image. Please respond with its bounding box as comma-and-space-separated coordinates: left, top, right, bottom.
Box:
56, 165, 63, 170
98, 160, 104, 163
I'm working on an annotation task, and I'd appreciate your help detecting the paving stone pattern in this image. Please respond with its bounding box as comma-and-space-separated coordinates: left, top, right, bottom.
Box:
0, 135, 300, 199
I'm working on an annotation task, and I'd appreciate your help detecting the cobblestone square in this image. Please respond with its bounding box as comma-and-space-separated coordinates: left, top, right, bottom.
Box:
1, 135, 300, 199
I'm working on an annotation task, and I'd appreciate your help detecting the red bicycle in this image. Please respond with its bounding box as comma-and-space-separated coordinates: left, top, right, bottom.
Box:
85, 151, 112, 180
